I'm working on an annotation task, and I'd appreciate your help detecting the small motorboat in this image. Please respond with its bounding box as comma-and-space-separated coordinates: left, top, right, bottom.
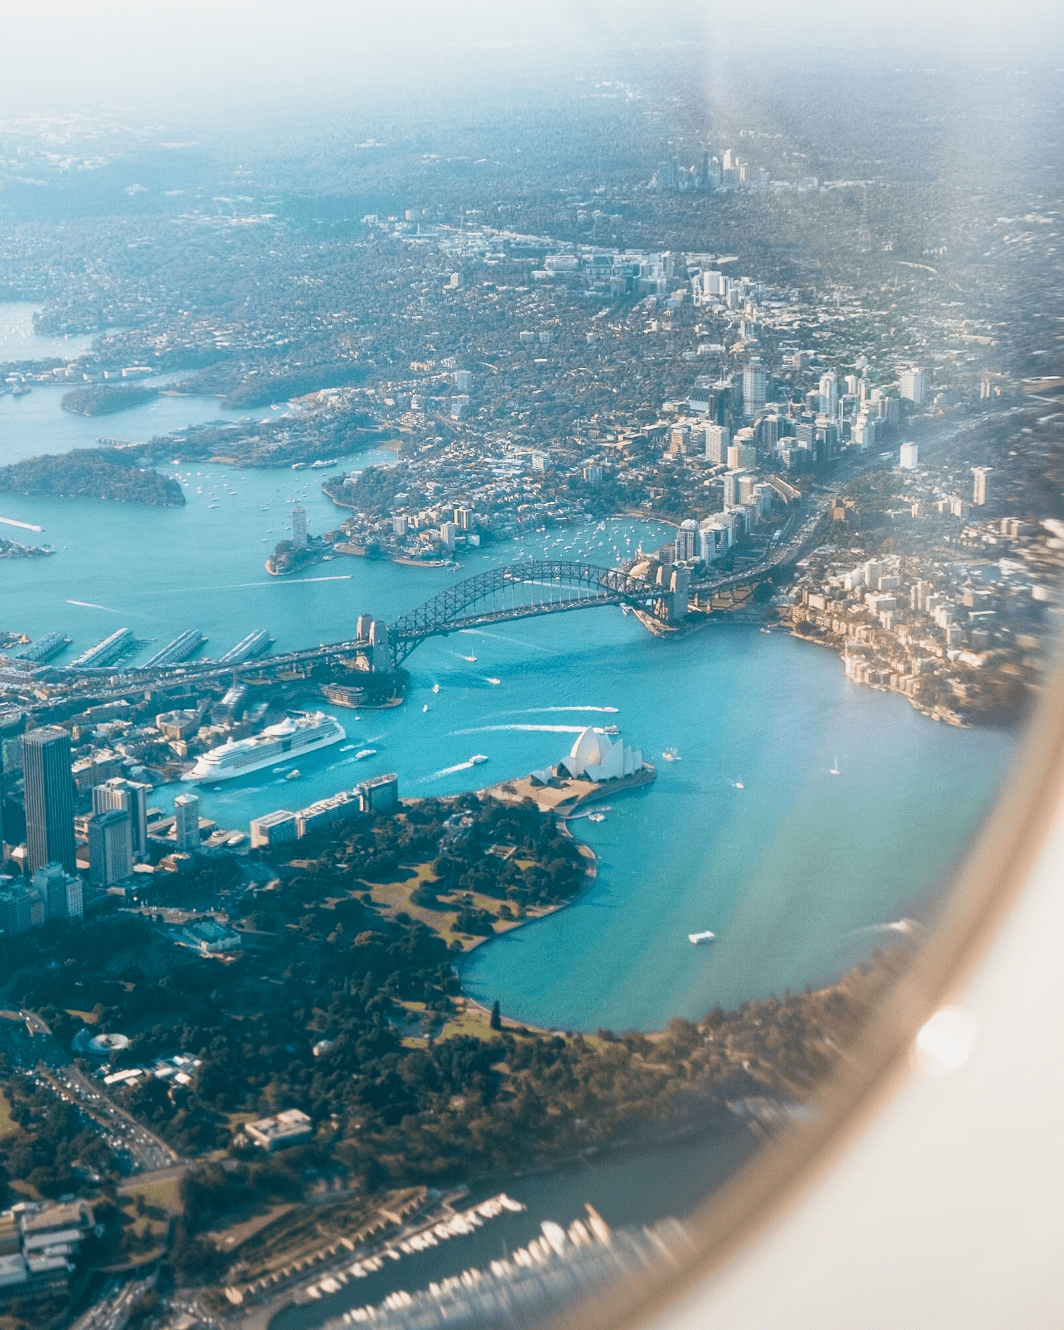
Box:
688, 931, 716, 945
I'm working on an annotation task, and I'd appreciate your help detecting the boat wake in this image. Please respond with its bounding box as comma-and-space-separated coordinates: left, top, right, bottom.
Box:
414, 758, 483, 782
459, 627, 551, 653
449, 723, 588, 737
859, 918, 923, 937
510, 706, 620, 715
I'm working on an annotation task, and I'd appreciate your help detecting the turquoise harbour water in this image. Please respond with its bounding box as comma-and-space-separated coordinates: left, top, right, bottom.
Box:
0, 304, 1017, 1035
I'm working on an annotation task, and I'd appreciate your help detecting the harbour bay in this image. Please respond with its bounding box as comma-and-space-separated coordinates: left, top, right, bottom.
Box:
0, 337, 1017, 1035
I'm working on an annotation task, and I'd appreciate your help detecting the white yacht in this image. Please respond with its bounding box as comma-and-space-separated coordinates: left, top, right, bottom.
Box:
181, 711, 345, 782
688, 931, 716, 945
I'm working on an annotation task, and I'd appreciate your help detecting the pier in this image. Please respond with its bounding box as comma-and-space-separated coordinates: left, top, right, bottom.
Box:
141, 629, 206, 669
70, 627, 136, 669
218, 630, 274, 665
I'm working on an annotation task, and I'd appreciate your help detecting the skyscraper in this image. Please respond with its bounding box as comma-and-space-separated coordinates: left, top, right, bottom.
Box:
32, 861, 83, 919
742, 361, 767, 416
291, 504, 308, 549
87, 809, 133, 887
818, 371, 838, 418
173, 792, 201, 851
22, 727, 76, 874
93, 777, 150, 858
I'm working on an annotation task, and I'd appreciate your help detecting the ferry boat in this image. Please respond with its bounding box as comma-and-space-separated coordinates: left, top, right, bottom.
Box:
181, 711, 345, 782
688, 931, 716, 945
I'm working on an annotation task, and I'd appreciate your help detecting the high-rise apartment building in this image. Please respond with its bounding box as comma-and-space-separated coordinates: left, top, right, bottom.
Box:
291, 504, 308, 549
92, 777, 150, 858
972, 466, 991, 506
22, 727, 76, 874
704, 424, 730, 464
87, 809, 133, 887
899, 368, 927, 404
900, 442, 919, 470
173, 792, 201, 852
742, 361, 767, 416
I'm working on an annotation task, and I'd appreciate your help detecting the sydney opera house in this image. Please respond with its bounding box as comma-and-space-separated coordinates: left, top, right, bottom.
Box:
530, 727, 648, 786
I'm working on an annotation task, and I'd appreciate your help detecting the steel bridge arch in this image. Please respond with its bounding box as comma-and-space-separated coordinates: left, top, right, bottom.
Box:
387, 559, 668, 664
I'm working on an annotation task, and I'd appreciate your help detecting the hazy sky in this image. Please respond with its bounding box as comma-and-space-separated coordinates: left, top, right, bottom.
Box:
2, 1, 1062, 120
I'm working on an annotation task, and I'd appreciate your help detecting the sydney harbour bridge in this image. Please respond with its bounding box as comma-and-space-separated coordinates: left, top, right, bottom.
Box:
383, 559, 687, 666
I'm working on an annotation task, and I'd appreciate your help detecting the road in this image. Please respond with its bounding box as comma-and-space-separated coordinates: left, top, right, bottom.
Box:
17, 1009, 181, 1174
68, 1278, 155, 1330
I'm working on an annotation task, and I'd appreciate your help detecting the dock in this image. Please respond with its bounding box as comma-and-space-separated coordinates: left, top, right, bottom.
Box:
218, 630, 274, 665
15, 630, 70, 663
141, 629, 206, 669
70, 627, 137, 669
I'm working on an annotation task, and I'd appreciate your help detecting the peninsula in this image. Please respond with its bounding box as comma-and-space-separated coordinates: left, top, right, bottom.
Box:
0, 448, 185, 506
60, 384, 159, 416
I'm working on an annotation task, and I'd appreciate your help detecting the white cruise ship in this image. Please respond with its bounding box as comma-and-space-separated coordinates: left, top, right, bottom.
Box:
181, 711, 345, 783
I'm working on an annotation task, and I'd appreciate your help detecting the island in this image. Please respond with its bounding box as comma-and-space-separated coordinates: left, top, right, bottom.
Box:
0, 448, 185, 506
60, 384, 159, 416
0, 537, 54, 559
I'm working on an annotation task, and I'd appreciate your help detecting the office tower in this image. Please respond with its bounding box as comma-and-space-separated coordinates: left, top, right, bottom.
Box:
972, 466, 991, 506
900, 442, 919, 469
0, 884, 32, 937
727, 443, 758, 470
743, 361, 767, 416
22, 727, 76, 874
92, 777, 150, 858
87, 809, 133, 888
704, 424, 730, 464
899, 367, 927, 404
173, 792, 201, 851
31, 862, 81, 920
819, 371, 838, 418
291, 504, 308, 548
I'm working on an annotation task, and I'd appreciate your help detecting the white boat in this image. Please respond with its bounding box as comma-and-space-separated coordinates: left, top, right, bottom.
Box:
662, 748, 680, 762
355, 748, 377, 760
285, 769, 300, 781
830, 755, 840, 776
340, 743, 357, 752
470, 754, 488, 765
432, 683, 440, 693
587, 811, 606, 822
689, 931, 716, 945
463, 654, 477, 662
181, 711, 345, 782
486, 677, 501, 685
423, 703, 430, 712
734, 776, 744, 789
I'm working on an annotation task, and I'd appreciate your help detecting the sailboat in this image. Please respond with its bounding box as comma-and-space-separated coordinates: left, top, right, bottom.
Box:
830, 755, 840, 776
